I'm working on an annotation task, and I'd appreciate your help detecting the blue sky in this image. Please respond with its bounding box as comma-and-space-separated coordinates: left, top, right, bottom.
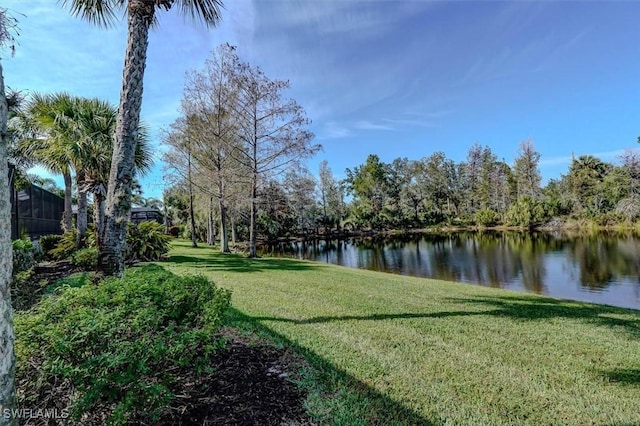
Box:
4, 0, 640, 200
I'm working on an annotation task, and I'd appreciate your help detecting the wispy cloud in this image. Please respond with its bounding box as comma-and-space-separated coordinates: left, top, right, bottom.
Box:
354, 120, 394, 131
320, 122, 353, 140
540, 148, 640, 167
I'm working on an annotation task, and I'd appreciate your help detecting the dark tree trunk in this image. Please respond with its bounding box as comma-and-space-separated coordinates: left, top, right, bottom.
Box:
188, 154, 197, 248
62, 170, 72, 231
207, 196, 215, 246
218, 173, 229, 252
231, 214, 237, 244
248, 145, 258, 258
0, 59, 17, 426
189, 191, 197, 247
94, 189, 106, 248
99, 2, 154, 277
76, 170, 88, 248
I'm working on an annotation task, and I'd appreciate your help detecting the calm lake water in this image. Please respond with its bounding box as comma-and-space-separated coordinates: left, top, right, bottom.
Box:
260, 232, 640, 310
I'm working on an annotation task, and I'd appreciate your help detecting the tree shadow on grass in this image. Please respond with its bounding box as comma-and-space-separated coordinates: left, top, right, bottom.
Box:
444, 295, 640, 339
248, 310, 483, 325
164, 253, 320, 273
226, 308, 435, 426
600, 368, 640, 387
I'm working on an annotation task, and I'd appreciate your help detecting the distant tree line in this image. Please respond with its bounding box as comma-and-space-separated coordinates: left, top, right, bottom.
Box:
166, 131, 640, 241
341, 141, 640, 230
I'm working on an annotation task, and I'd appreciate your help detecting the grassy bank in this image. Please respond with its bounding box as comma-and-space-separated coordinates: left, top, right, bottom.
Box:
162, 240, 640, 425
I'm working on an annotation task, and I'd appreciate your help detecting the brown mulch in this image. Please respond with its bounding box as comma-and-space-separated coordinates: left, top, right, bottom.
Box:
158, 329, 310, 426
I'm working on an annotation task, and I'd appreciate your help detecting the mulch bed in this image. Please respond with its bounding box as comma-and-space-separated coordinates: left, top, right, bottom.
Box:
159, 329, 310, 426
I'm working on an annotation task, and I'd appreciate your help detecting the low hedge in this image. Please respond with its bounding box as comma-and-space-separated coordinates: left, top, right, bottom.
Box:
15, 264, 232, 425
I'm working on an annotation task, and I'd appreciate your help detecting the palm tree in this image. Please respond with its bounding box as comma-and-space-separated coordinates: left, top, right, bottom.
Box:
23, 94, 152, 244
63, 0, 224, 275
21, 92, 76, 231
76, 108, 153, 243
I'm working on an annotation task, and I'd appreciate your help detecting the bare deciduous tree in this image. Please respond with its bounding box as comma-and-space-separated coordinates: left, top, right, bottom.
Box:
232, 63, 320, 257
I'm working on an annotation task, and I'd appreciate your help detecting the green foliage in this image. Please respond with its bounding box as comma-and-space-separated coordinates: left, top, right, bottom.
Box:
505, 197, 548, 227
49, 230, 78, 260
126, 221, 171, 262
15, 265, 232, 425
11, 268, 47, 311
474, 209, 500, 227
85, 223, 98, 249
70, 247, 98, 270
12, 238, 39, 273
38, 234, 63, 260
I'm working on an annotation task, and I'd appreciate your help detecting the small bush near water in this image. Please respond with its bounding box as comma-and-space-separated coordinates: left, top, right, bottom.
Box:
15, 265, 232, 425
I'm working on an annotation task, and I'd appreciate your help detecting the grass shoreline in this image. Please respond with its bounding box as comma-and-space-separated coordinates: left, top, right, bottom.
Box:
161, 240, 640, 425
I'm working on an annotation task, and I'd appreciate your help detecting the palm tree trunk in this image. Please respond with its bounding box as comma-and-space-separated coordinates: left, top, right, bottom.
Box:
0, 60, 17, 426
99, 3, 154, 277
76, 170, 88, 248
94, 191, 105, 245
62, 170, 72, 231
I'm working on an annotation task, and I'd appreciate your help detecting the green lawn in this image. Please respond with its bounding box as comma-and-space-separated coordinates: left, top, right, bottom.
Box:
161, 240, 640, 425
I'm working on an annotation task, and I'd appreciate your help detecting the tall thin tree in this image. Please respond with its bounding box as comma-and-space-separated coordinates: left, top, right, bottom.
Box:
0, 7, 16, 425
63, 0, 224, 276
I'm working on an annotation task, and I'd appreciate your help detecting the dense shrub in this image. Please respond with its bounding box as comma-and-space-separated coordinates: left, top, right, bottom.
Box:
11, 269, 48, 311
49, 230, 78, 260
39, 234, 63, 260
70, 247, 98, 270
12, 238, 39, 273
16, 265, 232, 425
505, 197, 548, 227
126, 221, 171, 262
474, 209, 500, 227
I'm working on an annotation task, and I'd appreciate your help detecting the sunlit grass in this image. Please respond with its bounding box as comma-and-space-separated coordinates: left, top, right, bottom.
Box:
162, 239, 640, 425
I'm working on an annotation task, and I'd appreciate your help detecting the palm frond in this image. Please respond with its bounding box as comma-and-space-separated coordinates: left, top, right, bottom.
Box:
61, 0, 119, 28
178, 0, 225, 28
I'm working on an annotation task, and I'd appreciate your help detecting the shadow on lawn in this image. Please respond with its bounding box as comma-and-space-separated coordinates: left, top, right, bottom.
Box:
446, 295, 640, 338
165, 253, 320, 273
600, 368, 640, 386
248, 310, 483, 324
226, 308, 435, 426
246, 295, 640, 336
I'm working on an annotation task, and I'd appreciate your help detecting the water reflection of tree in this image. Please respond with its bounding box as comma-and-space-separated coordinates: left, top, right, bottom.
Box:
566, 235, 640, 290
265, 232, 640, 301
506, 232, 548, 294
